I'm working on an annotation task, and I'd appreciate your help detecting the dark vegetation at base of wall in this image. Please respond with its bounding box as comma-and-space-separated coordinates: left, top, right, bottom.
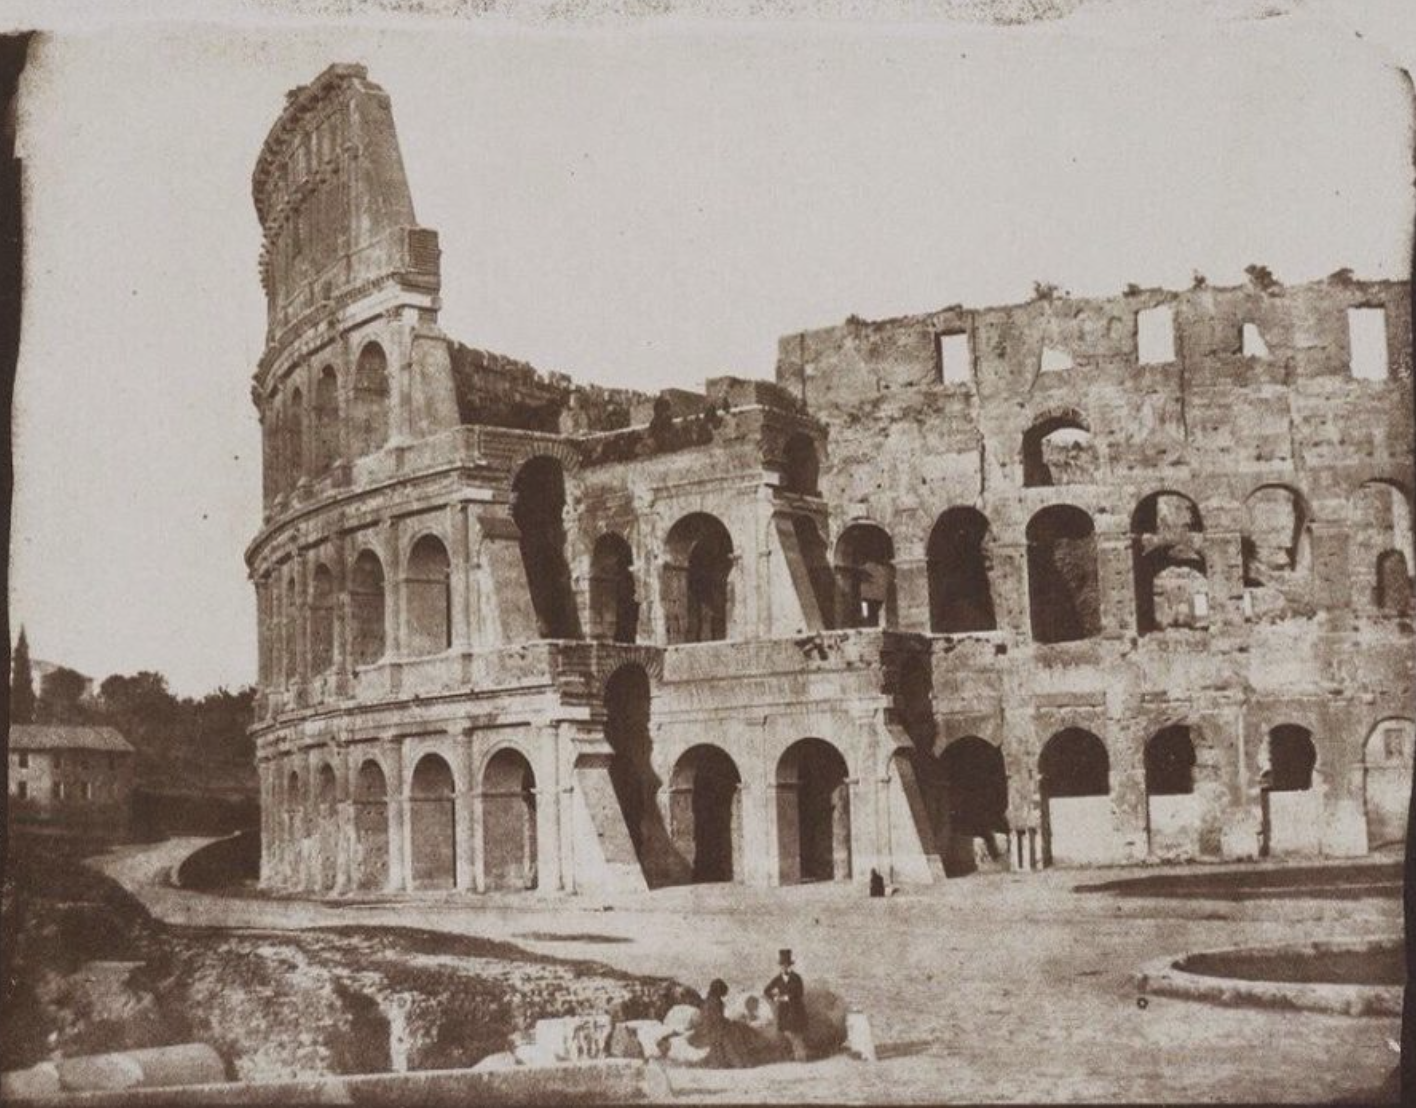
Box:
0, 834, 697, 1080
173, 831, 261, 889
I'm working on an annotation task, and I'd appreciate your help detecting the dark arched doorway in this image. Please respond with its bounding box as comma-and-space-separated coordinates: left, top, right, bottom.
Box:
834, 524, 895, 629
512, 457, 582, 640
589, 533, 638, 643
776, 739, 852, 884
927, 508, 996, 633
1026, 506, 1101, 644
670, 745, 743, 883
940, 737, 1009, 876
409, 753, 457, 890
1261, 725, 1319, 858
663, 514, 734, 644
482, 749, 537, 891
1038, 728, 1111, 866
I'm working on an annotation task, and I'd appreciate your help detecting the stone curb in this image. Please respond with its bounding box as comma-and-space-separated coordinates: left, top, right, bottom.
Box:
1135, 937, 1404, 1018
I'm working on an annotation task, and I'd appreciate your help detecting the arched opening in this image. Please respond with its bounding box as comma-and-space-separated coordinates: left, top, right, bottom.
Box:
1261, 724, 1319, 859
351, 342, 389, 457
1376, 549, 1412, 615
782, 433, 820, 496
1026, 506, 1101, 644
482, 749, 537, 891
349, 550, 386, 666
315, 763, 338, 893
927, 508, 996, 633
405, 535, 452, 656
1022, 413, 1097, 487
589, 533, 638, 643
663, 513, 733, 644
409, 753, 456, 890
1364, 719, 1414, 852
1144, 725, 1199, 859
511, 457, 581, 640
604, 665, 656, 861
834, 523, 895, 629
939, 737, 1009, 877
283, 576, 299, 682
1132, 493, 1207, 634
285, 388, 305, 488
309, 564, 335, 674
352, 760, 390, 891
1039, 728, 1111, 866
313, 366, 340, 474
776, 738, 851, 884
669, 745, 742, 883
1242, 487, 1310, 621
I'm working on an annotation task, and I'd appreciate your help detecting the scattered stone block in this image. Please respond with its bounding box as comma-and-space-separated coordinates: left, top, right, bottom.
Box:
1, 1062, 61, 1100
665, 1034, 710, 1065
471, 1051, 519, 1072
608, 1023, 645, 1059
513, 1042, 557, 1068
534, 1014, 613, 1061
846, 1011, 876, 1061
56, 1053, 147, 1092
662, 1004, 700, 1035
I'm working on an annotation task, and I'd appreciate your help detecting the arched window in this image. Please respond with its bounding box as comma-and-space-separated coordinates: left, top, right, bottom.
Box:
309, 563, 335, 674
589, 533, 637, 644
1265, 725, 1316, 792
283, 575, 299, 682
781, 433, 820, 496
353, 759, 390, 891
405, 535, 452, 655
512, 457, 581, 640
670, 745, 742, 883
834, 523, 895, 629
409, 753, 457, 890
285, 388, 305, 489
927, 507, 996, 633
663, 513, 734, 644
1376, 550, 1413, 615
482, 749, 537, 891
1022, 412, 1097, 487
1026, 506, 1100, 644
776, 738, 852, 883
1144, 725, 1196, 796
350, 342, 389, 457
1354, 482, 1414, 615
1039, 728, 1110, 799
313, 367, 340, 473
349, 550, 386, 665
1132, 492, 1207, 634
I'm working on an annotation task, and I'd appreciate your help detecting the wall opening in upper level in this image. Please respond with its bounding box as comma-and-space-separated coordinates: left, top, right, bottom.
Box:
589, 533, 638, 644
351, 342, 390, 457
1131, 492, 1207, 635
313, 367, 340, 474
1022, 412, 1097, 488
511, 456, 582, 640
1241, 322, 1270, 358
663, 513, 734, 644
1136, 305, 1176, 365
405, 534, 452, 655
1348, 307, 1389, 380
285, 388, 305, 489
927, 507, 996, 633
1026, 505, 1100, 644
350, 549, 386, 666
1242, 485, 1310, 584
309, 563, 335, 673
937, 331, 972, 385
834, 523, 895, 629
782, 433, 821, 496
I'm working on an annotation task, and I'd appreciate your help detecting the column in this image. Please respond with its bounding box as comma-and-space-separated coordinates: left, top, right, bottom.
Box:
334, 747, 354, 894
384, 739, 407, 893
454, 735, 475, 892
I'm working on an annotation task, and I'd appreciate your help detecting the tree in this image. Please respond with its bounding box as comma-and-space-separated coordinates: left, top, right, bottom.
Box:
36, 666, 90, 724
10, 626, 34, 723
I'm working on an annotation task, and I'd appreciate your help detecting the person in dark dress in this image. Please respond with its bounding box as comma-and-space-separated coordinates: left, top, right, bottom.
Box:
763, 949, 808, 1061
690, 979, 759, 1068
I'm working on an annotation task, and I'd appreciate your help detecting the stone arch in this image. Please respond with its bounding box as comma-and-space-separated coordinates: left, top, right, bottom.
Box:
1131, 492, 1207, 634
927, 507, 996, 633
313, 365, 340, 474
1364, 718, 1414, 852
1242, 485, 1311, 583
352, 758, 390, 891
309, 563, 336, 674
939, 736, 1009, 877
482, 747, 537, 891
1026, 505, 1101, 644
781, 432, 820, 496
283, 574, 299, 682
315, 762, 338, 892
776, 738, 852, 884
1353, 480, 1412, 615
604, 664, 657, 861
1260, 724, 1320, 859
351, 342, 389, 457
1039, 728, 1111, 867
663, 513, 734, 644
512, 456, 582, 640
405, 534, 452, 656
669, 745, 743, 884
408, 752, 457, 890
834, 522, 895, 629
285, 387, 305, 489
1022, 410, 1097, 487
349, 549, 387, 665
589, 532, 638, 644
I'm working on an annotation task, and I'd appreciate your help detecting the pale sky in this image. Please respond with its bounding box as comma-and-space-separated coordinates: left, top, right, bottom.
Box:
6, 1, 1415, 695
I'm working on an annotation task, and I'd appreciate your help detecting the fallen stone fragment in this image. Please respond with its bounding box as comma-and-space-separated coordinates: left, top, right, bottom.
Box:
470, 1051, 519, 1072
846, 1011, 876, 1061
665, 1034, 710, 1065
0, 1062, 62, 1100
663, 1004, 700, 1035
608, 1023, 645, 1059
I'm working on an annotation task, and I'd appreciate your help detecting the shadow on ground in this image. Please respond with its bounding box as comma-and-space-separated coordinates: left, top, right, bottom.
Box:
1073, 861, 1402, 901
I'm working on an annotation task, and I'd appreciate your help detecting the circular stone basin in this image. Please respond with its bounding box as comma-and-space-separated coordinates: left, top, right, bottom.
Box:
1137, 938, 1404, 1017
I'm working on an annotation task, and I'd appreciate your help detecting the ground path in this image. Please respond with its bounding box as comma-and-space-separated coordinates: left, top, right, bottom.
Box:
94, 840, 1403, 1103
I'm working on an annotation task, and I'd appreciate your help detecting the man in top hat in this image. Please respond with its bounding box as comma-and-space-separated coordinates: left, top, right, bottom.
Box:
763, 948, 808, 1061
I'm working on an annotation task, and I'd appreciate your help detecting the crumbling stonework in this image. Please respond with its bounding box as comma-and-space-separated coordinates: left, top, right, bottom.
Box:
248, 65, 1414, 897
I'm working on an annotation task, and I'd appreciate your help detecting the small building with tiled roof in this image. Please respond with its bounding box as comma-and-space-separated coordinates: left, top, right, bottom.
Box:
7, 724, 135, 839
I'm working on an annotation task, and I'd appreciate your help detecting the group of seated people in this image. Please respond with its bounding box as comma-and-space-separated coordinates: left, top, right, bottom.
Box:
689, 950, 812, 1069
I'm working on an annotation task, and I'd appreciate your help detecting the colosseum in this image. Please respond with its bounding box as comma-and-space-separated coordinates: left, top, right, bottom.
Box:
248, 64, 1415, 897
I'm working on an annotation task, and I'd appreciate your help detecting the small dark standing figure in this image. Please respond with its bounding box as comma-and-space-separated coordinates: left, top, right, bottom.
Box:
869, 868, 885, 897
764, 949, 808, 1061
